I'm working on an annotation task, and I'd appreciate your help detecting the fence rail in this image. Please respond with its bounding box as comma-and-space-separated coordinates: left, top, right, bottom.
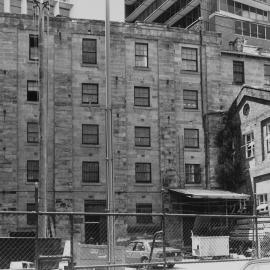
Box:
0, 212, 269, 270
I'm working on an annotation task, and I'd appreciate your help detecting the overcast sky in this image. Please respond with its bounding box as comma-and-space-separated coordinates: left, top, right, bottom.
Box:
70, 0, 125, 22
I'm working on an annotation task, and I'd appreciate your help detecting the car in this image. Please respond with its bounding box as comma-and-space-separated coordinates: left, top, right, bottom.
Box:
125, 238, 182, 269
9, 261, 35, 270
241, 258, 270, 270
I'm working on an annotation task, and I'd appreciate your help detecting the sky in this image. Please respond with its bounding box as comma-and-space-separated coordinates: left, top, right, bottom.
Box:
70, 0, 125, 22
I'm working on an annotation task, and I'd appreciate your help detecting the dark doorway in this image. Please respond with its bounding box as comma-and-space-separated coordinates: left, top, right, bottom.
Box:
84, 200, 107, 245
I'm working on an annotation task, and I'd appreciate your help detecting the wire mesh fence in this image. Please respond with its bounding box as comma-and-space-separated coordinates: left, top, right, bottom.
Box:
0, 212, 270, 270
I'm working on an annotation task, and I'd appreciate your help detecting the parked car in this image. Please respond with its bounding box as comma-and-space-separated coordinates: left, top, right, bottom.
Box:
125, 238, 182, 269
241, 258, 270, 270
9, 261, 34, 270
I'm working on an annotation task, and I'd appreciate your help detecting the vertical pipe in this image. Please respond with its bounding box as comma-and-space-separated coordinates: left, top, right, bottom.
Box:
253, 181, 259, 258
105, 0, 115, 267
70, 214, 74, 270
162, 208, 166, 270
35, 183, 39, 270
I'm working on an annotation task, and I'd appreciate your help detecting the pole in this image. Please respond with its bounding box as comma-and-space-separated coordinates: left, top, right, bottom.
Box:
35, 183, 39, 270
69, 214, 74, 270
38, 0, 48, 238
105, 0, 115, 267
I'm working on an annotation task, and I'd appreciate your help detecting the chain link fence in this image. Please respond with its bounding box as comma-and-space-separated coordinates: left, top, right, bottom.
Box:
0, 211, 270, 270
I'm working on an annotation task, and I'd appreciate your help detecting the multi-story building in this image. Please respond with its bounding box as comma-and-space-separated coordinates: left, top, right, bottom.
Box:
0, 12, 224, 242
125, 0, 270, 49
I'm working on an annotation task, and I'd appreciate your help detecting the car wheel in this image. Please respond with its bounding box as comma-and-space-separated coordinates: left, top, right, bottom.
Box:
167, 264, 175, 268
139, 257, 149, 270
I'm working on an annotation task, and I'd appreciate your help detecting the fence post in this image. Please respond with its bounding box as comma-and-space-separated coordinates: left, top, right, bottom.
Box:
161, 188, 166, 270
70, 214, 74, 270
35, 183, 39, 270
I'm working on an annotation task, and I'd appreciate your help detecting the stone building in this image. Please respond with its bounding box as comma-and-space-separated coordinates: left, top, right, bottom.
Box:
0, 12, 226, 242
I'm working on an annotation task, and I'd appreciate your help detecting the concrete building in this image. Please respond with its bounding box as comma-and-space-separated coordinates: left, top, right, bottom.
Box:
0, 12, 225, 242
125, 0, 270, 49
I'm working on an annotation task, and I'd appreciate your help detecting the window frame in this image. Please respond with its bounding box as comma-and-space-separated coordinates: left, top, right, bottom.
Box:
135, 162, 151, 183
27, 160, 39, 182
82, 83, 98, 105
182, 47, 198, 72
185, 164, 201, 184
27, 80, 39, 102
82, 161, 99, 183
264, 64, 270, 85
29, 34, 38, 61
135, 43, 148, 68
184, 128, 199, 148
233, 61, 245, 85
27, 203, 37, 226
135, 126, 151, 147
242, 132, 255, 159
134, 86, 150, 107
82, 124, 99, 145
27, 122, 39, 143
82, 38, 97, 65
183, 90, 198, 110
136, 203, 152, 224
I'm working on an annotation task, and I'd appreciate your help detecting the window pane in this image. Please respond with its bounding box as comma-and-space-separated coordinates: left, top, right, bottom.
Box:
235, 2, 242, 16
227, 0, 234, 13
135, 163, 151, 183
184, 129, 199, 148
135, 127, 151, 147
220, 0, 227, 11
182, 47, 198, 71
243, 22, 250, 36
251, 24, 258, 38
258, 25, 266, 39
134, 87, 150, 107
27, 81, 39, 102
235, 21, 242, 35
242, 5, 249, 18
136, 203, 152, 224
29, 35, 38, 60
183, 90, 198, 109
27, 160, 39, 182
27, 203, 37, 225
82, 162, 99, 183
82, 84, 98, 104
82, 124, 99, 144
82, 39, 97, 64
135, 43, 148, 67
27, 122, 39, 143
233, 61, 244, 84
185, 164, 201, 184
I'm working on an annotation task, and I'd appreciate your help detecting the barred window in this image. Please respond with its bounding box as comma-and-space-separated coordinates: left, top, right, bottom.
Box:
233, 61, 245, 84
82, 39, 97, 64
82, 83, 98, 104
262, 121, 270, 155
185, 164, 201, 184
82, 124, 99, 145
134, 87, 150, 107
27, 203, 37, 226
29, 35, 38, 61
242, 132, 254, 159
182, 47, 198, 71
184, 129, 199, 148
27, 81, 39, 102
27, 160, 39, 182
135, 43, 148, 67
183, 90, 198, 109
136, 203, 152, 224
135, 126, 151, 147
135, 163, 151, 183
264, 65, 270, 85
27, 122, 39, 143
82, 162, 99, 183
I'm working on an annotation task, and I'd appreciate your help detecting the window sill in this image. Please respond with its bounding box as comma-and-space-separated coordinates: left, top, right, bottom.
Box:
81, 63, 99, 68
81, 144, 100, 148
232, 82, 244, 85
25, 101, 39, 105
133, 106, 152, 110
133, 66, 151, 71
25, 181, 38, 185
134, 183, 153, 186
184, 147, 201, 152
181, 70, 199, 75
25, 142, 39, 146
134, 146, 152, 150
82, 182, 103, 186
81, 103, 100, 108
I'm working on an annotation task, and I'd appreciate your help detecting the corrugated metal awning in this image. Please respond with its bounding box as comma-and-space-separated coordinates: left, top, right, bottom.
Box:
169, 189, 250, 200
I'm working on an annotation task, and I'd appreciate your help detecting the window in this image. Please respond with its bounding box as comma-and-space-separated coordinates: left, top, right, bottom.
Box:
135, 163, 151, 183
27, 160, 39, 182
27, 81, 39, 102
251, 23, 258, 38
233, 61, 244, 84
135, 43, 148, 67
185, 164, 201, 184
263, 122, 270, 154
82, 124, 99, 145
134, 87, 150, 107
29, 35, 38, 61
82, 161, 99, 183
235, 21, 242, 35
258, 25, 266, 39
243, 21, 250, 36
27, 203, 37, 226
183, 90, 198, 109
242, 132, 255, 158
182, 47, 198, 72
135, 126, 151, 147
184, 129, 199, 148
264, 65, 270, 85
27, 122, 39, 143
82, 39, 97, 64
136, 203, 152, 224
82, 83, 98, 104
257, 194, 268, 205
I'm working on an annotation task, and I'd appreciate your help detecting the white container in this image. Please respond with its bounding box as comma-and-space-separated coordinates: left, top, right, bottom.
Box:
192, 236, 230, 257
